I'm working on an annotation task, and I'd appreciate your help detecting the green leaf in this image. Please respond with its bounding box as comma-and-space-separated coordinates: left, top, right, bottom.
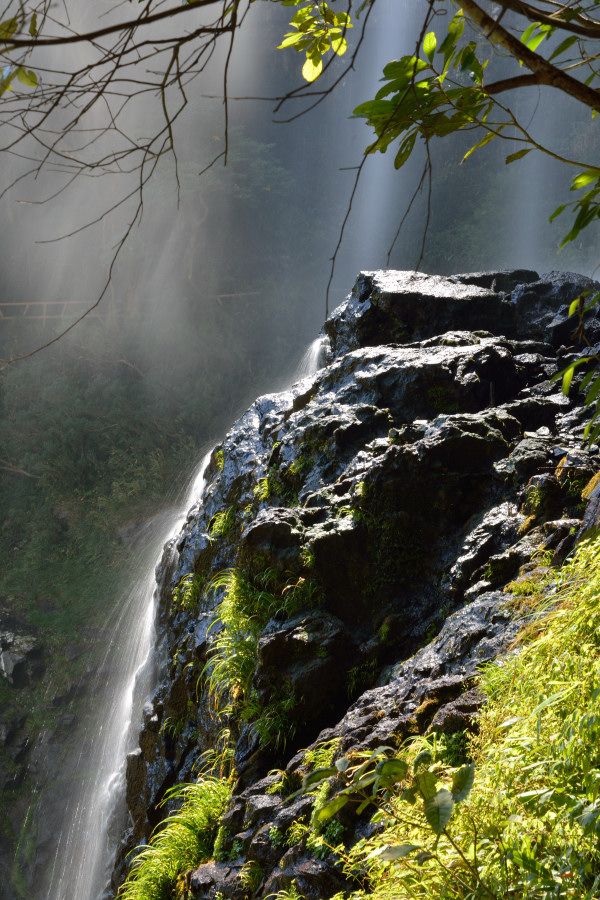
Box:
0, 17, 18, 41
578, 799, 600, 829
415, 771, 437, 800
549, 204, 566, 223
451, 763, 475, 803
424, 789, 455, 834
520, 22, 537, 45
509, 849, 555, 881
353, 772, 378, 790
572, 170, 600, 190
585, 420, 600, 446
382, 56, 428, 81
374, 758, 409, 782
400, 785, 418, 805
548, 34, 578, 62
551, 356, 589, 385
525, 31, 548, 53
16, 67, 37, 87
423, 32, 437, 63
335, 757, 349, 772
311, 795, 348, 825
413, 750, 433, 772
302, 55, 323, 82
585, 374, 600, 406
29, 12, 37, 37
278, 32, 305, 49
366, 843, 421, 861
462, 129, 495, 163
394, 132, 416, 169
498, 715, 523, 729
580, 369, 597, 391
568, 296, 583, 316
330, 35, 347, 56
302, 766, 337, 789
562, 364, 575, 396
505, 148, 532, 164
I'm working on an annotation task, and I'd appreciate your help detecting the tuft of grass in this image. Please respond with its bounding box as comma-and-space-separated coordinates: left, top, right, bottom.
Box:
201, 568, 322, 748
209, 506, 236, 540
118, 777, 231, 900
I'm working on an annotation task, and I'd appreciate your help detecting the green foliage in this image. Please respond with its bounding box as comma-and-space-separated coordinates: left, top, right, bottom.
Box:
352, 14, 493, 170
213, 827, 243, 863
209, 506, 236, 540
269, 825, 286, 848
118, 777, 231, 900
553, 292, 600, 446
303, 737, 342, 772
282, 2, 600, 275
346, 659, 378, 697
245, 681, 297, 751
238, 859, 263, 891
288, 535, 600, 900
172, 574, 205, 614
278, 1, 352, 82
202, 570, 263, 718
201, 568, 321, 749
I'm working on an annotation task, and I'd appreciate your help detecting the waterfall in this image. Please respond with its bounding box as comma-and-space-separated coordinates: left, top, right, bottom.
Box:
41, 329, 328, 900
43, 457, 212, 900
294, 336, 329, 380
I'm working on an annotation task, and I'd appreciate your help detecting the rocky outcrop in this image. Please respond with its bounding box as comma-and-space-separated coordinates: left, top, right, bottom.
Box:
113, 269, 600, 897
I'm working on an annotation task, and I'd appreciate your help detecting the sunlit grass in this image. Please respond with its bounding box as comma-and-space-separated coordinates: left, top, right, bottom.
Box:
288, 535, 600, 900
118, 777, 231, 900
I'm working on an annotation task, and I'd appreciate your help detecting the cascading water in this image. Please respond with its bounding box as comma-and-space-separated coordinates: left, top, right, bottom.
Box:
42, 332, 327, 900
43, 453, 211, 900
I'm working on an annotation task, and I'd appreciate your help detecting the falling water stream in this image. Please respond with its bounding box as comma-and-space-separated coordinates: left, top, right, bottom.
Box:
42, 465, 210, 900
42, 333, 330, 900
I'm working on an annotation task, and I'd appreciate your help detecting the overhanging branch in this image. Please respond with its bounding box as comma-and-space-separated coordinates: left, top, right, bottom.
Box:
460, 0, 600, 112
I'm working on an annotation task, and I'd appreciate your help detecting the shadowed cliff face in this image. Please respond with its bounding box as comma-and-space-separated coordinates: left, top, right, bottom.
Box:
114, 268, 600, 897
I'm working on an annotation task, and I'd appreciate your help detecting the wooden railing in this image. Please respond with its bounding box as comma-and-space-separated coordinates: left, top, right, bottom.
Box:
0, 293, 261, 323
0, 301, 104, 323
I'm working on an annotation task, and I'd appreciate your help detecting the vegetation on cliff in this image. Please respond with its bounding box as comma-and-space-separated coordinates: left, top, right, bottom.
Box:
118, 531, 600, 900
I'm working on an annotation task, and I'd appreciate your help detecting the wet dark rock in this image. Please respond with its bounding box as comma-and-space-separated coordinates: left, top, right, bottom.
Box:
114, 269, 600, 900
263, 851, 352, 900
0, 632, 44, 687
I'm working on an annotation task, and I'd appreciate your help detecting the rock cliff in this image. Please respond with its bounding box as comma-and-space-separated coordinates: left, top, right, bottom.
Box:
113, 268, 600, 898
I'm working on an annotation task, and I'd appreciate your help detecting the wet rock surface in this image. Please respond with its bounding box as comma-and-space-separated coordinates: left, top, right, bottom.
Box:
113, 269, 600, 898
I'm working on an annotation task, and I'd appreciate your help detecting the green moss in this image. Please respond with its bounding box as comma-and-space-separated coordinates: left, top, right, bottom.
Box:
214, 449, 225, 472
426, 385, 460, 414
